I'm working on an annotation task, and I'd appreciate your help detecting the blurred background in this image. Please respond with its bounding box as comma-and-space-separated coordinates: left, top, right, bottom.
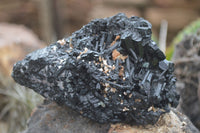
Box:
0, 0, 200, 133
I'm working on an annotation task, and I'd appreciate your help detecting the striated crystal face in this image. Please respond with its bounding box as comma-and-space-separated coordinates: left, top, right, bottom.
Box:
12, 13, 179, 125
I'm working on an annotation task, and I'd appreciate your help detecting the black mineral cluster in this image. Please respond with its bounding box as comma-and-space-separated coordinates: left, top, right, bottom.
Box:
12, 13, 179, 125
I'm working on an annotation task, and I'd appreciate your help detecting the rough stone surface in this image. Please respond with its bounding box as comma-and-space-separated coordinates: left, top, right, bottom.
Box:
173, 31, 200, 130
21, 100, 200, 133
21, 100, 110, 133
12, 13, 179, 125
108, 108, 200, 133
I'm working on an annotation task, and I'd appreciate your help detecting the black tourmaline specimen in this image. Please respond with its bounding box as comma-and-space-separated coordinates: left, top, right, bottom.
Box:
12, 13, 179, 125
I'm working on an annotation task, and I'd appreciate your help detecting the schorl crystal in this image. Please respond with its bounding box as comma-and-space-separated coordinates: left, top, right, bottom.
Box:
12, 13, 179, 125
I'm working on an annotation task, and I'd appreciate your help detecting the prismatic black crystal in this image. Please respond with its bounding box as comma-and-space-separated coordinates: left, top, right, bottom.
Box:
12, 13, 179, 125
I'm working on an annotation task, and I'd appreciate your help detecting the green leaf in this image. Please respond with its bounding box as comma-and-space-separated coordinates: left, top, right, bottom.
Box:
166, 18, 200, 60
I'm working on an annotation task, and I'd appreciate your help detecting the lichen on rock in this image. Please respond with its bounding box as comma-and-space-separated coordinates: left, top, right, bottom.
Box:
12, 13, 179, 125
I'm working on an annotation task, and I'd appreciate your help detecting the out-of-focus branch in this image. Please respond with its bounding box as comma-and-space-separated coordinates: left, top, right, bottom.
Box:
37, 0, 56, 44
159, 20, 168, 54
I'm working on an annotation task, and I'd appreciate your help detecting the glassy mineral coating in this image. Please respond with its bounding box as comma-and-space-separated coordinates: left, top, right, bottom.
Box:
12, 13, 179, 125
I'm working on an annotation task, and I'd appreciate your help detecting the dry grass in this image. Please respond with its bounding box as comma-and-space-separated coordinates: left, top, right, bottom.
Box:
0, 73, 43, 133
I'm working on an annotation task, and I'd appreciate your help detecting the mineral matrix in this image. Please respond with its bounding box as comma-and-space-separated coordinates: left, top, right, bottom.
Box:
12, 13, 179, 125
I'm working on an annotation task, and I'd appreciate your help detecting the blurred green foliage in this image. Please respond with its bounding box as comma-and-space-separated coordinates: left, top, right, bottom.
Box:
166, 18, 200, 60
151, 34, 158, 44
0, 73, 43, 133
